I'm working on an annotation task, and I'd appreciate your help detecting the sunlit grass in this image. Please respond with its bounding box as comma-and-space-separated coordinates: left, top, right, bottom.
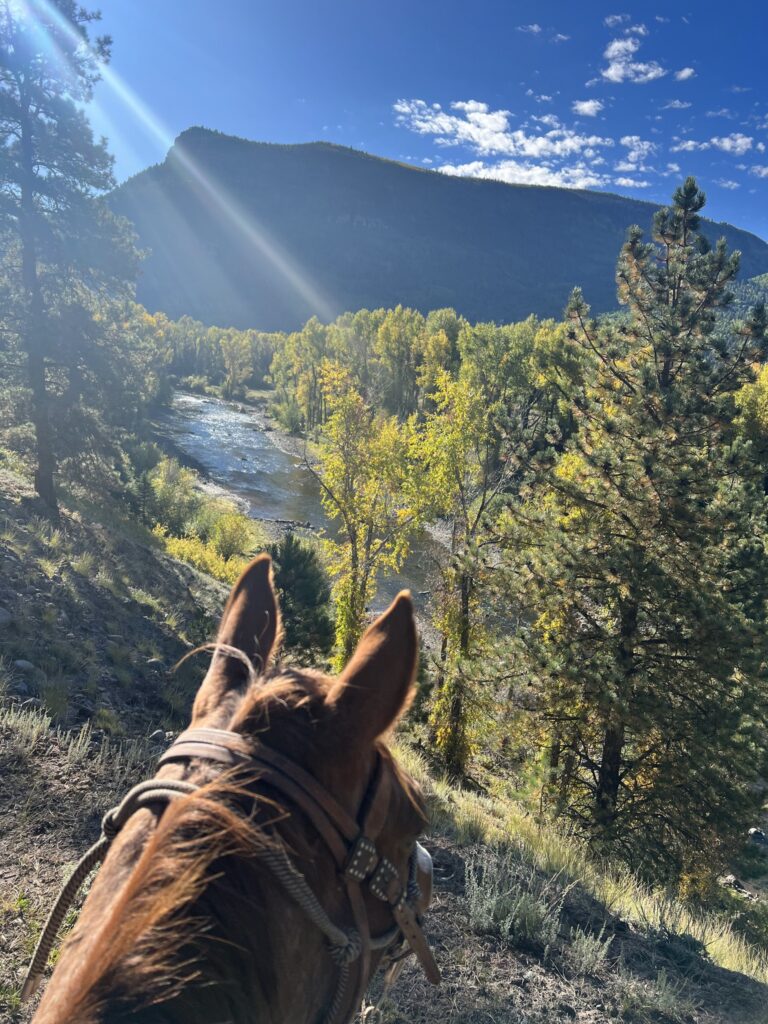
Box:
392, 738, 768, 985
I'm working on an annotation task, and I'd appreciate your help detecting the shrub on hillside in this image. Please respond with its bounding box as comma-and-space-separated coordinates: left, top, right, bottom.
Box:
149, 457, 202, 535
155, 528, 249, 585
210, 511, 254, 560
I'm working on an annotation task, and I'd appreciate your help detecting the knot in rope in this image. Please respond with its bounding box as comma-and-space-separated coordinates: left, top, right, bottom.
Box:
102, 808, 120, 841
327, 928, 362, 965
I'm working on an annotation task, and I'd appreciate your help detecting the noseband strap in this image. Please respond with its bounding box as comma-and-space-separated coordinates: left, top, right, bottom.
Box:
22, 726, 439, 1023
161, 728, 440, 1010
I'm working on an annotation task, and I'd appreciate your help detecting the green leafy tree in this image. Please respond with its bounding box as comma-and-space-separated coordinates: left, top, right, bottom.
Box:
310, 364, 426, 666
423, 316, 564, 778
372, 305, 425, 417
267, 532, 334, 658
220, 328, 252, 398
497, 179, 768, 877
0, 0, 136, 510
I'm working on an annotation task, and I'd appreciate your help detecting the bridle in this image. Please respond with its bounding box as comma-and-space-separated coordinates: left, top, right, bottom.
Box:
22, 726, 440, 1023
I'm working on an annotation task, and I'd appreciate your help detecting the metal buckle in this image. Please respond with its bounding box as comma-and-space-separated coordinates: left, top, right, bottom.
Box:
369, 857, 402, 903
344, 835, 379, 881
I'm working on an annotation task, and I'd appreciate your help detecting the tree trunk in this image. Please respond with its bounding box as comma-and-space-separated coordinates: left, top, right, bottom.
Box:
594, 718, 625, 835
19, 107, 57, 512
594, 599, 637, 837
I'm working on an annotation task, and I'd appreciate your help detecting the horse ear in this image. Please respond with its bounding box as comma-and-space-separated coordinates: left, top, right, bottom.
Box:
192, 554, 281, 721
326, 591, 418, 747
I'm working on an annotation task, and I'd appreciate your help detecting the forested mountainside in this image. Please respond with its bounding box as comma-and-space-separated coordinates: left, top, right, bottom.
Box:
110, 128, 768, 332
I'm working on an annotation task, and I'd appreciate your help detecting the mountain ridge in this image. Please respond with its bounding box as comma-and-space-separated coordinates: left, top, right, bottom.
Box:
110, 128, 768, 331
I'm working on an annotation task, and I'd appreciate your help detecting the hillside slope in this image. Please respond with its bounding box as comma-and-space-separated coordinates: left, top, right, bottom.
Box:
110, 129, 768, 332
2, 468, 768, 1023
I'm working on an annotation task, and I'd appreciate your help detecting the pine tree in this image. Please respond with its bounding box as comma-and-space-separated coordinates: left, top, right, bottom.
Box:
497, 179, 768, 877
0, 0, 135, 510
267, 532, 334, 658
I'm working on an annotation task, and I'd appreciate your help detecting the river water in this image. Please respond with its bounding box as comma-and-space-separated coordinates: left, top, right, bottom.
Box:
157, 392, 443, 616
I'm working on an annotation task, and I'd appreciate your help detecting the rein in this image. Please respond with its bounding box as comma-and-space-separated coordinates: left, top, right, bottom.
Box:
22, 726, 439, 1022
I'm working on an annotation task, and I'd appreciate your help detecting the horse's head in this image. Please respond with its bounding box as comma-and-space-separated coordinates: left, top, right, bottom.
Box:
31, 555, 437, 1024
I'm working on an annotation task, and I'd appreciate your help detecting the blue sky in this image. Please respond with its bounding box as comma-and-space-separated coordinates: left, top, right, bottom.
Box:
92, 1, 768, 238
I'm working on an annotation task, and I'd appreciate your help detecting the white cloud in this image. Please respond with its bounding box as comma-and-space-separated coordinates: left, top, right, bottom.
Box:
758, 142, 766, 153
706, 108, 735, 119
670, 138, 707, 152
628, 23, 649, 35
711, 133, 753, 155
602, 36, 667, 84
662, 100, 692, 110
394, 98, 614, 160
619, 134, 657, 168
517, 23, 542, 33
716, 179, 741, 189
669, 133, 753, 156
751, 166, 768, 178
572, 99, 604, 117
655, 15, 670, 22
552, 33, 570, 43
664, 162, 681, 174
605, 37, 639, 60
674, 67, 696, 81
439, 159, 611, 190
615, 176, 651, 187
604, 13, 630, 27
534, 113, 562, 127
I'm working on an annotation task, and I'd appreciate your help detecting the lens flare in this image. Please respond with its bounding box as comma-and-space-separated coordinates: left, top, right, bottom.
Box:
23, 0, 335, 324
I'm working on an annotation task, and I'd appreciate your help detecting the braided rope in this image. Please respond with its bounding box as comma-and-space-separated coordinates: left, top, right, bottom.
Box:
21, 779, 199, 1002
259, 844, 362, 962
19, 767, 415, 1024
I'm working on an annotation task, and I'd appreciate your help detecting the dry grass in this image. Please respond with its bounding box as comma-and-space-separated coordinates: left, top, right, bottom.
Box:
393, 739, 768, 987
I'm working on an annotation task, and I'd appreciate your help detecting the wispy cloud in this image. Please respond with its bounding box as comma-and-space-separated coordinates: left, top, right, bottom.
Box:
517, 23, 542, 34
674, 67, 696, 81
552, 33, 570, 43
662, 99, 692, 110
706, 108, 735, 119
716, 179, 740, 189
616, 135, 657, 171
395, 98, 620, 191
604, 13, 630, 27
602, 36, 666, 84
670, 132, 753, 155
572, 99, 604, 117
751, 166, 768, 179
615, 176, 650, 187
712, 133, 753, 154
394, 99, 613, 159
440, 159, 613, 189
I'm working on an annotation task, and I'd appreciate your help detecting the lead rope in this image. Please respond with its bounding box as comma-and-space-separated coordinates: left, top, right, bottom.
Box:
21, 779, 200, 1002
21, 779, 368, 1021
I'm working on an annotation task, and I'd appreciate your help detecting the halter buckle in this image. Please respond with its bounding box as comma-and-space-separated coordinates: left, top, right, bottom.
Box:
369, 857, 401, 904
344, 835, 379, 881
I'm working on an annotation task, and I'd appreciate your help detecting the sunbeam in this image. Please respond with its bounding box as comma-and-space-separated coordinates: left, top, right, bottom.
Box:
22, 0, 335, 324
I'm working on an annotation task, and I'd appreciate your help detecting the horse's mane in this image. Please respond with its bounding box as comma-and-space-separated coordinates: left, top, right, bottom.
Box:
60, 669, 333, 1024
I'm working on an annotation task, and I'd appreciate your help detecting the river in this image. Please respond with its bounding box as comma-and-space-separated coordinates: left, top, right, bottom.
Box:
157, 392, 444, 617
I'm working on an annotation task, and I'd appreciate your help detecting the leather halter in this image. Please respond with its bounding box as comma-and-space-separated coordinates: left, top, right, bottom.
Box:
160, 727, 440, 1021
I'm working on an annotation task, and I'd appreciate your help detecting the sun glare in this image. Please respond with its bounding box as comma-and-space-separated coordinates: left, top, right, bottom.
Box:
23, 0, 335, 324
